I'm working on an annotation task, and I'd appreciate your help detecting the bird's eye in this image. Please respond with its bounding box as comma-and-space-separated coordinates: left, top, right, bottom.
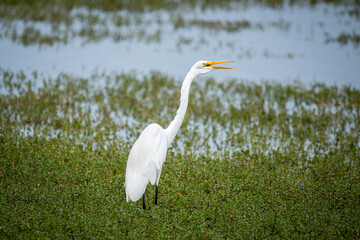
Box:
203, 63, 210, 67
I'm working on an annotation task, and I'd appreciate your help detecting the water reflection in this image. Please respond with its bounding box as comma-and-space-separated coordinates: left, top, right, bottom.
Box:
0, 2, 359, 88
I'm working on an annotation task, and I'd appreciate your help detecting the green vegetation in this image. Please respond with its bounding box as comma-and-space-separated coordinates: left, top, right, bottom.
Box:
1, 0, 359, 238
1, 69, 359, 238
326, 32, 360, 48
175, 18, 291, 33
1, 0, 357, 13
0, 0, 359, 47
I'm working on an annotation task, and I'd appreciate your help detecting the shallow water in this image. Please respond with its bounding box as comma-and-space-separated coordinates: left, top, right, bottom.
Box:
1, 2, 359, 88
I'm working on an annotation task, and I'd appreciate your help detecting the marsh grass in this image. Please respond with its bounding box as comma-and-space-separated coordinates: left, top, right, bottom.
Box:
1, 0, 359, 47
1, 69, 360, 238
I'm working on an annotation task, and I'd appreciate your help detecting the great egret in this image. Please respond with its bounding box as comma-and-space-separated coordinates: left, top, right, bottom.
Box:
125, 60, 234, 209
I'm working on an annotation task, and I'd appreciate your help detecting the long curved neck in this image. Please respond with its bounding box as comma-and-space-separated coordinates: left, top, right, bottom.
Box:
165, 70, 197, 145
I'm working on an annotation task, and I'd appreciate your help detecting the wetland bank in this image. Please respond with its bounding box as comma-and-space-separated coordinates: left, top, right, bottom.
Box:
1, 0, 360, 238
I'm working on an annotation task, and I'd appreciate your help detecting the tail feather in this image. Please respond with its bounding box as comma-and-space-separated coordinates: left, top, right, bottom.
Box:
126, 173, 148, 202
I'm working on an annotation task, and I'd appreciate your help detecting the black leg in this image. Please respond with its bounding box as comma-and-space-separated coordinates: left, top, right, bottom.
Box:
155, 185, 158, 205
142, 194, 146, 210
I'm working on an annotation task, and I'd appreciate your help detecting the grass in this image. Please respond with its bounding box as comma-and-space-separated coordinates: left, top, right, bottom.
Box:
326, 32, 360, 48
1, 69, 360, 238
0, 0, 359, 47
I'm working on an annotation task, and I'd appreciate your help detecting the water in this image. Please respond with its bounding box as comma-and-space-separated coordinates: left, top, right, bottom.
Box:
1, 3, 359, 88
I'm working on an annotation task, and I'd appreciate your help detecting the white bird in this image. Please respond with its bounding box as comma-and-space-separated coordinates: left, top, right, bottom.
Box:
125, 60, 234, 209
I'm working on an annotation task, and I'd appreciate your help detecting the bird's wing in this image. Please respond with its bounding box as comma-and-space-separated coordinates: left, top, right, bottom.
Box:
125, 123, 168, 202
149, 130, 168, 185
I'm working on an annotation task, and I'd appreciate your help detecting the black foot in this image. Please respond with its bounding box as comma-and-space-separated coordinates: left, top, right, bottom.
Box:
155, 185, 158, 205
143, 194, 146, 210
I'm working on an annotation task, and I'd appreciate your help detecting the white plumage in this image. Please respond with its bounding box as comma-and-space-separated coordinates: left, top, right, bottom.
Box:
125, 123, 167, 202
124, 60, 233, 209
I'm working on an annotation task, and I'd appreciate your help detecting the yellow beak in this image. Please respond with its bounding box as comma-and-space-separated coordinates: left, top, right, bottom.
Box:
204, 60, 234, 69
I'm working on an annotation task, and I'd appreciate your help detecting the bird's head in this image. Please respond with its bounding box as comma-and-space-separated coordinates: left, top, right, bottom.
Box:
191, 60, 234, 75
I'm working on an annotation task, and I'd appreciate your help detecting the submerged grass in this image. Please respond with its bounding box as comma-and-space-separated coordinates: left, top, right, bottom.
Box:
1, 69, 360, 238
1, 0, 359, 47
